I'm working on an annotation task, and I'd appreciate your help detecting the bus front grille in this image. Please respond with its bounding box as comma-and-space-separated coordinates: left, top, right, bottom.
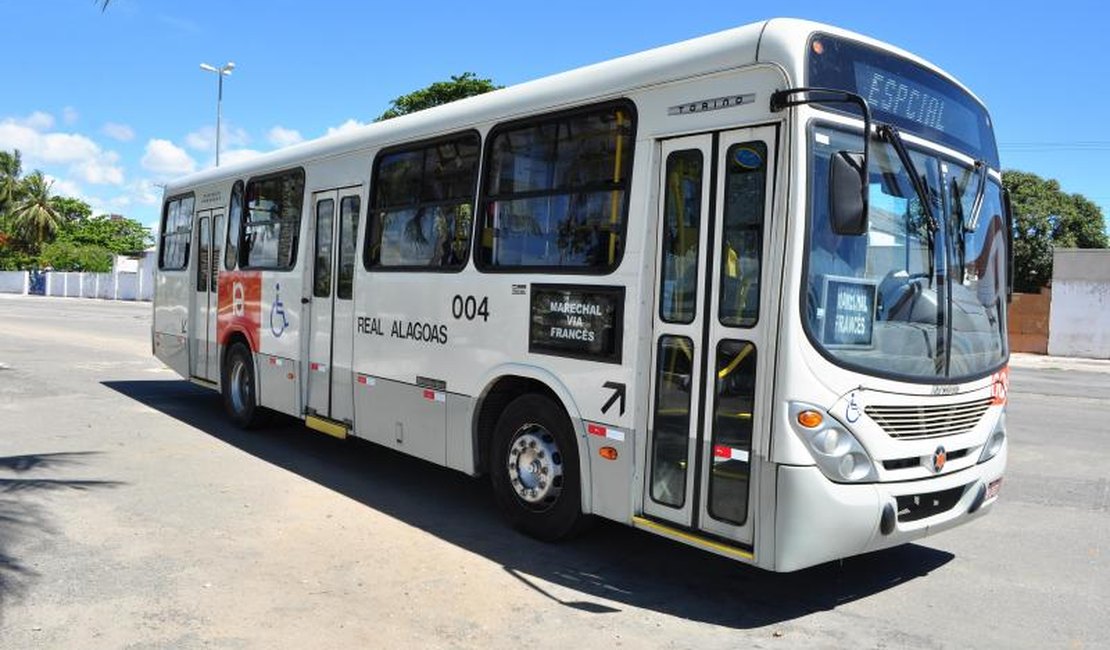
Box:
896, 484, 969, 522
865, 397, 993, 440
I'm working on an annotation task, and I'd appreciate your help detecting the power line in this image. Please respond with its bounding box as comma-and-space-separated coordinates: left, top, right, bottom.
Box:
1000, 141, 1110, 151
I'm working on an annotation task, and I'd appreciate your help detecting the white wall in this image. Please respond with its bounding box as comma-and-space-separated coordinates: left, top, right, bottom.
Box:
1048, 249, 1110, 359
2, 250, 156, 301
0, 271, 28, 294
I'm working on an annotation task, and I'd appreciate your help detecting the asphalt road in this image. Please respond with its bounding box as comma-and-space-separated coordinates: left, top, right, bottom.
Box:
0, 295, 1106, 649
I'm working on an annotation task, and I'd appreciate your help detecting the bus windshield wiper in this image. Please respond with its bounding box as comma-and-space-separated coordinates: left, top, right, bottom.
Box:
949, 161, 986, 273
876, 124, 937, 233
964, 160, 988, 232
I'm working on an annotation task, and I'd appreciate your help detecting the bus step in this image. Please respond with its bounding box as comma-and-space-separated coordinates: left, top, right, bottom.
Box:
305, 414, 348, 440
631, 516, 753, 562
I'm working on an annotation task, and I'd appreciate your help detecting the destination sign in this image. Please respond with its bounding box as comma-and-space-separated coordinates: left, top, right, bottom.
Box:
530, 285, 623, 363
822, 277, 877, 348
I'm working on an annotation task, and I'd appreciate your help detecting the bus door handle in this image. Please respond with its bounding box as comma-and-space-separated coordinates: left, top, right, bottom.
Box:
301, 297, 310, 304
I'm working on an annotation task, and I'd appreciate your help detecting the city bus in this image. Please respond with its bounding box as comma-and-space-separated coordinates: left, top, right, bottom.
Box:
153, 18, 1011, 572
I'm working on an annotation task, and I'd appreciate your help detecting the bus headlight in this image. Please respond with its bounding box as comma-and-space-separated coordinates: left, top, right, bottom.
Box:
978, 424, 1006, 464
790, 403, 878, 483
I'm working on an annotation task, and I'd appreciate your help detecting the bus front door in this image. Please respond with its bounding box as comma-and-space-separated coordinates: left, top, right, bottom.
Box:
305, 188, 361, 426
644, 126, 778, 552
190, 209, 222, 383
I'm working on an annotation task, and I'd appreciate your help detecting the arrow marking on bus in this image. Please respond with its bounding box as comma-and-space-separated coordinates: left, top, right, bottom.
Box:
602, 381, 626, 417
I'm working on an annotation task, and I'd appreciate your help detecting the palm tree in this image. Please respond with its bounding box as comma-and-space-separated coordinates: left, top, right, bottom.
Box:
10, 172, 63, 247
0, 150, 22, 214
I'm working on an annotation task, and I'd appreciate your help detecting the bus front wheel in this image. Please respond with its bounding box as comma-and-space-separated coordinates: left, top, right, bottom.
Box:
490, 394, 585, 541
222, 342, 260, 428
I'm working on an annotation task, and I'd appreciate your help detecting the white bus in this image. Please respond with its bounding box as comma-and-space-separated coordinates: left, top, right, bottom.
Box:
153, 18, 1011, 572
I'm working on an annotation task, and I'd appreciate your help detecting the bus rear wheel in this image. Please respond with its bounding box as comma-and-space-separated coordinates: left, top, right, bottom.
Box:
222, 342, 260, 428
490, 394, 585, 541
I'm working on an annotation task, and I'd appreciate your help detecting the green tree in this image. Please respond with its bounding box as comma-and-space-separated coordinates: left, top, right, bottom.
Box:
1058, 193, 1108, 249
10, 171, 63, 247
38, 240, 114, 272
0, 150, 22, 214
377, 73, 501, 121
58, 214, 151, 253
1003, 170, 1108, 293
50, 196, 93, 222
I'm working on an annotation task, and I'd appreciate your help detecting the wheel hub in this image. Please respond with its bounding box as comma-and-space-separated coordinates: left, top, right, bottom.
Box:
507, 425, 564, 506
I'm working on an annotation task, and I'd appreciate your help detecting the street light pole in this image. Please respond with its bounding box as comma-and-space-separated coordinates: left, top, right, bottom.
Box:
199, 61, 235, 167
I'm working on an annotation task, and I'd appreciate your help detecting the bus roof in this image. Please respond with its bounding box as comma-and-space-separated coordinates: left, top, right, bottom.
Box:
163, 18, 979, 195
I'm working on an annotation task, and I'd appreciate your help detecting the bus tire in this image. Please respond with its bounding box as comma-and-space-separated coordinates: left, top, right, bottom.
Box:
222, 342, 260, 429
490, 393, 585, 541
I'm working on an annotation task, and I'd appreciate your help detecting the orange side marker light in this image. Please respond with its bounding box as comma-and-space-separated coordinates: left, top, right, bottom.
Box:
797, 410, 823, 429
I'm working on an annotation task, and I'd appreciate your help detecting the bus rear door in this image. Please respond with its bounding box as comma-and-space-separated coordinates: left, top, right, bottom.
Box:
643, 126, 778, 553
190, 208, 222, 383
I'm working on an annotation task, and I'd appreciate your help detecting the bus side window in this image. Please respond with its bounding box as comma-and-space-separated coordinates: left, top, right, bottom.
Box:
476, 102, 636, 272
225, 181, 243, 270
159, 194, 195, 271
366, 132, 480, 271
242, 169, 305, 270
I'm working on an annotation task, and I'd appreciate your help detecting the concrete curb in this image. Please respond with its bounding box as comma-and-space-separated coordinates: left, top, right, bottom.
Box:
1010, 352, 1110, 373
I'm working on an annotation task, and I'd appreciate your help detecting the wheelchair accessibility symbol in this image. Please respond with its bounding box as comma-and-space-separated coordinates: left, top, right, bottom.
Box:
271, 282, 289, 337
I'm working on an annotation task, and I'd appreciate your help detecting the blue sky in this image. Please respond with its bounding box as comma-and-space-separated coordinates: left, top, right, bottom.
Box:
1, 1, 1107, 232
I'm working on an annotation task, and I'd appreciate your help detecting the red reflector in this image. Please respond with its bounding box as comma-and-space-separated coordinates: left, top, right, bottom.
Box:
311, 362, 319, 371
713, 445, 731, 459
587, 423, 606, 436
357, 376, 367, 385
423, 389, 435, 400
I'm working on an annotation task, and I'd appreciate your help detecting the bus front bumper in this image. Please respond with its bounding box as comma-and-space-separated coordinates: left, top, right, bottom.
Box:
771, 443, 1006, 572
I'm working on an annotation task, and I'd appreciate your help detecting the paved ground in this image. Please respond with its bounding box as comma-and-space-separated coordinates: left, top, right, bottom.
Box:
0, 295, 1106, 649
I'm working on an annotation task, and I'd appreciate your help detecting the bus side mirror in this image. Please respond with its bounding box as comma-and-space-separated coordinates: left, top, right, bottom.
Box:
830, 151, 868, 235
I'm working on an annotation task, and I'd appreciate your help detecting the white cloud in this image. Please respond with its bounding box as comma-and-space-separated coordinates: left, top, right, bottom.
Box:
127, 179, 164, 206
72, 156, 125, 185
17, 111, 55, 130
184, 129, 212, 152
62, 107, 79, 125
41, 176, 110, 217
43, 174, 84, 200
218, 149, 264, 166
102, 122, 136, 142
141, 139, 197, 176
326, 119, 370, 137
185, 124, 250, 152
0, 117, 125, 186
267, 125, 304, 148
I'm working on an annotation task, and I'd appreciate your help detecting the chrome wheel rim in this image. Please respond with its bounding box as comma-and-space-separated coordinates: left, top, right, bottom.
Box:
507, 424, 564, 509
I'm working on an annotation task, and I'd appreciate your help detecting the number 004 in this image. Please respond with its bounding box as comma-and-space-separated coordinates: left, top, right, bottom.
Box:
452, 295, 490, 322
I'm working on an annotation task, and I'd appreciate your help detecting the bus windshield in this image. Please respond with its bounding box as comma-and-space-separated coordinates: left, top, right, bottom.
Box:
804, 126, 1007, 381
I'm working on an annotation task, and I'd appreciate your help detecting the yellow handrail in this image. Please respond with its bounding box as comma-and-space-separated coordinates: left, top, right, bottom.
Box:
608, 111, 624, 265
717, 342, 754, 380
